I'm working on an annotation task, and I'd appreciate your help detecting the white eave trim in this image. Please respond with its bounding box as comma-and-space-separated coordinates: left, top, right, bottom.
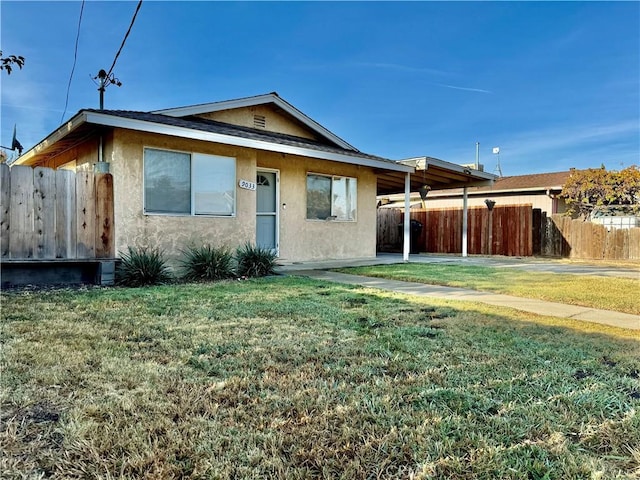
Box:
12, 112, 88, 166
152, 93, 357, 152
64, 111, 411, 173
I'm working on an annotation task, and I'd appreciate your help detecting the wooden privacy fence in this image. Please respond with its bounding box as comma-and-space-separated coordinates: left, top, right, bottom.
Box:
378, 205, 640, 260
541, 214, 640, 260
1, 164, 114, 260
377, 205, 533, 257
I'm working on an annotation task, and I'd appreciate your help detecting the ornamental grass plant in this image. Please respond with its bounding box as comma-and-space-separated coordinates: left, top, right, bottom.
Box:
235, 242, 277, 278
115, 246, 173, 287
181, 244, 235, 282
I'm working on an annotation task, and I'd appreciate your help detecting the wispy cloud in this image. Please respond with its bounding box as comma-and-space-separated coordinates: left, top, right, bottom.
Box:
294, 61, 450, 77
351, 62, 450, 76
435, 83, 492, 94
502, 120, 639, 157
484, 120, 640, 172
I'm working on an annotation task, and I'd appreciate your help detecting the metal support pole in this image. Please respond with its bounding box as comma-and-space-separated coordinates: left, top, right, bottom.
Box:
462, 187, 468, 257
403, 172, 411, 262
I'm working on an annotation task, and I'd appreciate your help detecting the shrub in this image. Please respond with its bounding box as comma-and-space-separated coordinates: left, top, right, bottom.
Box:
181, 244, 234, 282
116, 246, 173, 287
235, 243, 277, 278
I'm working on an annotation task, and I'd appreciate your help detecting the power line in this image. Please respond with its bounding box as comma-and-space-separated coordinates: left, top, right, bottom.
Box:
61, 0, 85, 123
106, 0, 143, 77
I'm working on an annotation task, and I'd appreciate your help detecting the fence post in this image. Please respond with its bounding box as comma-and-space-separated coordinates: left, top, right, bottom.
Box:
1, 163, 10, 258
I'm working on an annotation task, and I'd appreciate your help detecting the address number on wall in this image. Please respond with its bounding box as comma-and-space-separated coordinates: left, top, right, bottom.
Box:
238, 180, 257, 191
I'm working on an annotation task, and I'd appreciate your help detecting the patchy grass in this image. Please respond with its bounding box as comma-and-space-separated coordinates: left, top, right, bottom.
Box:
1, 277, 639, 479
335, 263, 640, 315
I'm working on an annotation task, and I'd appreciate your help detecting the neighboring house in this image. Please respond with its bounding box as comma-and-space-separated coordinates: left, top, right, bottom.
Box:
380, 169, 572, 215
13, 93, 417, 264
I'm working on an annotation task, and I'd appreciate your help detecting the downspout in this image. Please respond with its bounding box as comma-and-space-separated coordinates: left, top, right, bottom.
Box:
403, 172, 411, 262
94, 134, 110, 173
462, 187, 468, 257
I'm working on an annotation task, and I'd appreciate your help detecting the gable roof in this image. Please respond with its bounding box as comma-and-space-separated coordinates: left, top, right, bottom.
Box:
14, 107, 413, 173
153, 92, 357, 151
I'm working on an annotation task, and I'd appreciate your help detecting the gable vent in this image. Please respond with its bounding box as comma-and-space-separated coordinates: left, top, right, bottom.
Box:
253, 115, 266, 129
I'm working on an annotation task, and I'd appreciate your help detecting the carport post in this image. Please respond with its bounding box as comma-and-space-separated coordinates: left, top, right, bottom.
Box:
462, 187, 468, 257
403, 172, 411, 261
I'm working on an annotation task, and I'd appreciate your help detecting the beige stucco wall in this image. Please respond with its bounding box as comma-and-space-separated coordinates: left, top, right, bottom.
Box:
109, 130, 256, 265
256, 151, 378, 262
107, 129, 377, 264
196, 105, 321, 141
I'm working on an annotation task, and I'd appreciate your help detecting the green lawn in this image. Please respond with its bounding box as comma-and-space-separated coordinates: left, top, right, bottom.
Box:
335, 263, 640, 315
1, 277, 639, 479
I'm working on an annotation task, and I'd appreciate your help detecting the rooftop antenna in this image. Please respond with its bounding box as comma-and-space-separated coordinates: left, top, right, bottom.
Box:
492, 147, 503, 177
93, 69, 122, 109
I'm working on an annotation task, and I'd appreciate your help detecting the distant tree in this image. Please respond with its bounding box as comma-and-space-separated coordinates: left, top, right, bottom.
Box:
561, 165, 640, 218
0, 51, 25, 75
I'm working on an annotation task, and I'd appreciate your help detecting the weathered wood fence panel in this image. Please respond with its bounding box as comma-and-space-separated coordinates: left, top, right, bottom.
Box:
377, 207, 402, 252
95, 173, 114, 258
9, 165, 35, 258
378, 204, 533, 256
55, 169, 77, 259
0, 164, 114, 260
76, 171, 96, 259
534, 214, 639, 260
34, 167, 56, 259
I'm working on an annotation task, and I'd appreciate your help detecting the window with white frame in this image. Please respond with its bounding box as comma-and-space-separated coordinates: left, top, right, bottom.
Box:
144, 148, 236, 216
306, 173, 357, 221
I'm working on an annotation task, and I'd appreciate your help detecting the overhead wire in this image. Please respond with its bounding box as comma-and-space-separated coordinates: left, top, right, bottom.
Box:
61, 0, 85, 123
106, 0, 143, 78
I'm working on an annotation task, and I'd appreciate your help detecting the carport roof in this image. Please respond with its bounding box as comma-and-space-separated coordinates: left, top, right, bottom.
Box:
376, 156, 496, 196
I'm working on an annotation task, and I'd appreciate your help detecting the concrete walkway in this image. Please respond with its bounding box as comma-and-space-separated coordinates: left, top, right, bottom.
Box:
276, 254, 640, 331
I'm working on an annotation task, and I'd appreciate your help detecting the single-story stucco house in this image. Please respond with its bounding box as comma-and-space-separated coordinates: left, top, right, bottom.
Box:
13, 93, 493, 265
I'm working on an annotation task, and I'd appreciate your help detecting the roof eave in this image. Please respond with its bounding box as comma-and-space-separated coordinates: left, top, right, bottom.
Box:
16, 110, 413, 174
12, 111, 89, 166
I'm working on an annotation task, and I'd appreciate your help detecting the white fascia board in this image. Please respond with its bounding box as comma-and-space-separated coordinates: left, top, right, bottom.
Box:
153, 93, 357, 151
152, 94, 276, 116
84, 112, 414, 173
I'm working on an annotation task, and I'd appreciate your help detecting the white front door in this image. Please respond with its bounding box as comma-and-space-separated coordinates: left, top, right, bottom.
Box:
256, 170, 279, 255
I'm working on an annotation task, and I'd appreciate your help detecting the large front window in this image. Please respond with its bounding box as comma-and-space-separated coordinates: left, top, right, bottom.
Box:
144, 148, 235, 216
306, 173, 357, 221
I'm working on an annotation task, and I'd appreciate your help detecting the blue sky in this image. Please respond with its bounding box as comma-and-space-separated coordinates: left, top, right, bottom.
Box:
1, 1, 638, 176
